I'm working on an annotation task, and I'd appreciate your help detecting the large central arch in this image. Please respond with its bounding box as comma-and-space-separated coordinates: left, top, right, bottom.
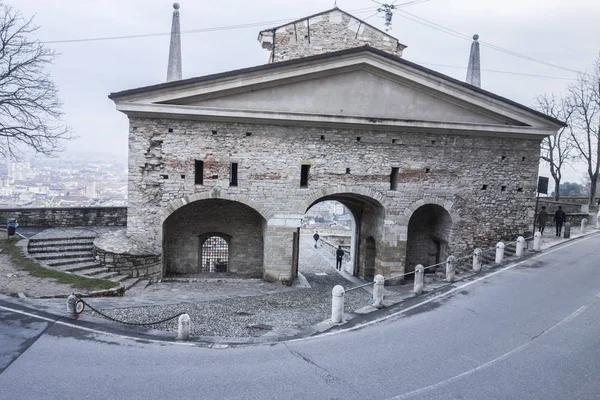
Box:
162, 198, 266, 278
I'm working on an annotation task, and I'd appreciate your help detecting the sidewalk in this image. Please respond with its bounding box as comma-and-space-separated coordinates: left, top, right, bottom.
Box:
2, 227, 598, 345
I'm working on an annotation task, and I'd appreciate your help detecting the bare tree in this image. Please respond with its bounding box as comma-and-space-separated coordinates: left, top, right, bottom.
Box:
0, 3, 70, 158
567, 54, 600, 206
535, 94, 575, 200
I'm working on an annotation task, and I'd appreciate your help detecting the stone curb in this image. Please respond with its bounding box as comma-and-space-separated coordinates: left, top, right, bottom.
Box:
3, 229, 599, 347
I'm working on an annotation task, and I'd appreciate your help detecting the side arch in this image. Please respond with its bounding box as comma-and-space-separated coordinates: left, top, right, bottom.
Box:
296, 185, 389, 215
400, 196, 461, 225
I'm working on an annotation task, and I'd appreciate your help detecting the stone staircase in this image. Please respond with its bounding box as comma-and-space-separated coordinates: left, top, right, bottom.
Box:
27, 236, 144, 291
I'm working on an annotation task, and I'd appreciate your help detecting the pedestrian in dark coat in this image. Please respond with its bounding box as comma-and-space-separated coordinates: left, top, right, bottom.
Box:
554, 206, 566, 236
313, 232, 320, 248
537, 206, 548, 235
336, 245, 344, 271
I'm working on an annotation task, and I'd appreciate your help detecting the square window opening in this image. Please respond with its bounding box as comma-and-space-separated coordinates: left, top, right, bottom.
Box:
246, 132, 252, 137
346, 168, 351, 174
320, 135, 325, 141
356, 137, 361, 142
501, 186, 507, 192
392, 139, 397, 144
425, 168, 431, 173
482, 185, 488, 190
161, 174, 168, 179
517, 187, 523, 192
212, 130, 218, 135
168, 128, 173, 133
501, 156, 506, 160
181, 174, 185, 179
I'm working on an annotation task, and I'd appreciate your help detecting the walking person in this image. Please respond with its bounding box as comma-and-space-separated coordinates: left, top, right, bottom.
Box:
335, 245, 344, 271
313, 232, 320, 249
537, 206, 548, 235
554, 206, 566, 237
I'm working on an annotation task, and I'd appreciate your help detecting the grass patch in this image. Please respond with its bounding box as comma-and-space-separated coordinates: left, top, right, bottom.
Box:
0, 238, 120, 292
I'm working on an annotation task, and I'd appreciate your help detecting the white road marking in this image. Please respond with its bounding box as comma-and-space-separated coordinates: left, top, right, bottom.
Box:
386, 306, 587, 399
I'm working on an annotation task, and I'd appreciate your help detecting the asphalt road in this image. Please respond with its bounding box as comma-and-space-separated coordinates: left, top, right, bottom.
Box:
1, 234, 600, 400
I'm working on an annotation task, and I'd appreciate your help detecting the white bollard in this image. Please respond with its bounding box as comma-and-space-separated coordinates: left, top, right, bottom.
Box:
331, 285, 345, 323
372, 275, 385, 309
472, 248, 482, 272
495, 242, 505, 264
581, 218, 587, 234
67, 294, 78, 319
533, 231, 541, 251
516, 236, 525, 257
414, 265, 424, 295
177, 313, 191, 340
596, 211, 600, 230
446, 255, 456, 283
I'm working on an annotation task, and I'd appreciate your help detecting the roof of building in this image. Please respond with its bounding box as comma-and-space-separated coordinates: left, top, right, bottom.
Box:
257, 7, 406, 49
109, 45, 566, 127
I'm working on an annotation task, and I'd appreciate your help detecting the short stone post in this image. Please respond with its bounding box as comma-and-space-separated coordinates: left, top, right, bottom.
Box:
533, 231, 541, 251
414, 264, 424, 295
446, 255, 456, 283
596, 211, 600, 230
563, 222, 571, 239
372, 275, 385, 309
331, 285, 345, 323
177, 313, 191, 340
67, 294, 78, 319
472, 248, 482, 272
495, 242, 505, 264
581, 218, 587, 234
516, 236, 525, 257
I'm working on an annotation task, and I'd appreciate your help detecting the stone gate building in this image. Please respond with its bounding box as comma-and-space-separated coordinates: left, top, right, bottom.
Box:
108, 7, 564, 284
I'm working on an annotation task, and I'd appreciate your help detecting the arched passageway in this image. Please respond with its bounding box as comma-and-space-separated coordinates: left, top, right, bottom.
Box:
405, 204, 453, 275
297, 193, 385, 281
162, 199, 266, 278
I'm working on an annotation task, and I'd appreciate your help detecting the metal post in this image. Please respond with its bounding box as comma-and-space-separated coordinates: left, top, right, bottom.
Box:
446, 255, 456, 283
331, 285, 345, 323
414, 265, 424, 295
372, 275, 385, 309
533, 231, 541, 251
473, 248, 482, 272
516, 236, 525, 257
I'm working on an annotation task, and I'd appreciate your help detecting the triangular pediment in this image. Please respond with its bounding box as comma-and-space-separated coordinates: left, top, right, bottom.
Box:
179, 69, 516, 126
110, 47, 565, 136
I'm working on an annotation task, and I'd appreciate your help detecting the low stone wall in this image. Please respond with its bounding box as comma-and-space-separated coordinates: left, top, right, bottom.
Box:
320, 237, 351, 263
537, 200, 583, 215
0, 207, 127, 227
93, 230, 162, 281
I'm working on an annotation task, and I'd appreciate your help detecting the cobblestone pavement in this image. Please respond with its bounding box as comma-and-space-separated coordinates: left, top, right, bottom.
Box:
78, 235, 371, 338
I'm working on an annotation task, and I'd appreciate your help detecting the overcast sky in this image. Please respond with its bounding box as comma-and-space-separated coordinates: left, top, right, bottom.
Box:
15, 0, 600, 185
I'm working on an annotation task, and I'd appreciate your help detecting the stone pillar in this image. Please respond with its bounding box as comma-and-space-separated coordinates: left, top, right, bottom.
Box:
581, 218, 588, 234
66, 294, 78, 319
516, 236, 525, 257
177, 313, 191, 340
472, 248, 482, 272
596, 211, 600, 230
446, 255, 456, 283
263, 216, 302, 285
331, 285, 345, 323
166, 3, 182, 82
533, 231, 541, 251
414, 264, 424, 295
563, 222, 571, 239
372, 275, 385, 309
495, 242, 505, 264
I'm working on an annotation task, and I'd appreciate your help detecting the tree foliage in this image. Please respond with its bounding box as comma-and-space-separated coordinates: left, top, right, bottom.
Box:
0, 3, 69, 158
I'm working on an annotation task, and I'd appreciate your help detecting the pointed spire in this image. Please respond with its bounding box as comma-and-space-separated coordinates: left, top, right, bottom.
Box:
167, 3, 182, 82
466, 34, 481, 88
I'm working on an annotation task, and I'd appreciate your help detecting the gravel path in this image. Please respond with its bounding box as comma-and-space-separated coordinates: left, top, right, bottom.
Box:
86, 235, 371, 337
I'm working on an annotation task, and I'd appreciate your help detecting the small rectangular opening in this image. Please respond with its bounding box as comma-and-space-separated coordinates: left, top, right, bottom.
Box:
390, 167, 399, 191
522, 156, 526, 161
481, 184, 488, 190
431, 140, 436, 145
132, 127, 138, 131
212, 130, 218, 135
212, 175, 218, 179
425, 168, 431, 173
517, 187, 523, 192
392, 139, 396, 144
346, 168, 351, 174
246, 132, 252, 137
230, 163, 238, 187
356, 137, 361, 142
168, 128, 173, 133
501, 155, 506, 160
194, 160, 204, 185
300, 165, 310, 188
320, 135, 325, 141
161, 174, 168, 179
181, 174, 185, 179
501, 185, 507, 192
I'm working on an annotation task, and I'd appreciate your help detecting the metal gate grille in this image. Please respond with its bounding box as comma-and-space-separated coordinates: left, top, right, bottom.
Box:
201, 236, 228, 273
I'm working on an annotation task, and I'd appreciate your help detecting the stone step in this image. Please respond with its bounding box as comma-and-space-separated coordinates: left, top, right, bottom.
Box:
56, 262, 103, 273
77, 266, 109, 276
33, 251, 93, 261
28, 239, 95, 248
46, 258, 97, 267
92, 271, 120, 280
29, 236, 96, 244
109, 274, 131, 283
28, 245, 93, 254
121, 277, 143, 291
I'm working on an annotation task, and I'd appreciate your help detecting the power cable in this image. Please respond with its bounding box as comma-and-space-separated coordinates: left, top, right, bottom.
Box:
43, 7, 378, 44
412, 61, 577, 80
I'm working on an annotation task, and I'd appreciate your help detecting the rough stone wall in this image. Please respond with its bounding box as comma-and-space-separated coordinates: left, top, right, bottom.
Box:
263, 9, 404, 63
0, 207, 127, 227
163, 199, 264, 277
127, 117, 541, 279
405, 205, 453, 272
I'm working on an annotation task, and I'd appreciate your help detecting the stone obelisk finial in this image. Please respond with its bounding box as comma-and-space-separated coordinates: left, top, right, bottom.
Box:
166, 3, 182, 82
466, 34, 481, 87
